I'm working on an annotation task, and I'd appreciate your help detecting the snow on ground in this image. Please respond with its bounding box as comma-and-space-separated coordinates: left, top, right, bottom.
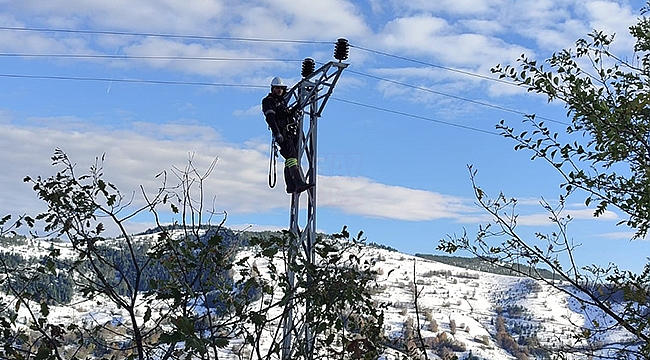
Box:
359, 246, 628, 359
3, 233, 633, 360
233, 241, 623, 359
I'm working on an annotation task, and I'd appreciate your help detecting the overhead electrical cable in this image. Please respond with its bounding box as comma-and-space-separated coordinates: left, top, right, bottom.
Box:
0, 26, 331, 45
0, 26, 569, 128
346, 69, 570, 126
0, 71, 500, 135
0, 73, 266, 88
332, 97, 501, 136
350, 44, 514, 86
0, 27, 529, 86
0, 53, 303, 62
3, 26, 510, 88
0, 26, 542, 94
0, 52, 569, 125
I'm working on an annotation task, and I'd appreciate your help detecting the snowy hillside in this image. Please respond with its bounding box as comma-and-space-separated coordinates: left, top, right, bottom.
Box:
365, 248, 588, 359
0, 233, 628, 360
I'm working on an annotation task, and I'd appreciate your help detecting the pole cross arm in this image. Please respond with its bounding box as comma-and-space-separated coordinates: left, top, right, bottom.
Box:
284, 61, 348, 118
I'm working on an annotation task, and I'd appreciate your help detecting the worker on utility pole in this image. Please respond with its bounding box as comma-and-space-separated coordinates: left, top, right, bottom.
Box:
262, 76, 314, 194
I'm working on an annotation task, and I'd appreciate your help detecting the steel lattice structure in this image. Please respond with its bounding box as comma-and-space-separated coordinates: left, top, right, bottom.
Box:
279, 52, 348, 360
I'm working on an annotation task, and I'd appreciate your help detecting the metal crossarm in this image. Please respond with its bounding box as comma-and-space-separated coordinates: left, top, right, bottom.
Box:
284, 61, 349, 117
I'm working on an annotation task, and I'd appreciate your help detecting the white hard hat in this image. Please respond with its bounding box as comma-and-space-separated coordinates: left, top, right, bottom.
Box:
270, 76, 287, 88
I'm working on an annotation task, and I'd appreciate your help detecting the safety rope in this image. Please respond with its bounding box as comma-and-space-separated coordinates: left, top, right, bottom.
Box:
268, 137, 278, 188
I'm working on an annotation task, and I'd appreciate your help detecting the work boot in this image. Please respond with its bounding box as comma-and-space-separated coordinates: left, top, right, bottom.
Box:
288, 166, 314, 193
284, 167, 296, 194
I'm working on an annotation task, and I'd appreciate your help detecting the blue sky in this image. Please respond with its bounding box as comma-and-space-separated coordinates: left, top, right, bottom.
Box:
0, 0, 648, 272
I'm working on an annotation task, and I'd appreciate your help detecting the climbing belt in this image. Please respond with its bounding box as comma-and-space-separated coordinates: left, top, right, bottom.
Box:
268, 137, 278, 188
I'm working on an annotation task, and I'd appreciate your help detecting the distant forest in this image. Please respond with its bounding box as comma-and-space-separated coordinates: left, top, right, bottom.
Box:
415, 254, 556, 279
0, 227, 243, 305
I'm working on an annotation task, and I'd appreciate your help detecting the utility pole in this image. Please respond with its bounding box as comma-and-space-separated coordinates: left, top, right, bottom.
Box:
280, 38, 349, 360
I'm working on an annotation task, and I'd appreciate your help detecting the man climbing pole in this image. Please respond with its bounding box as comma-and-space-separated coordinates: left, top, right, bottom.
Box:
262, 76, 314, 194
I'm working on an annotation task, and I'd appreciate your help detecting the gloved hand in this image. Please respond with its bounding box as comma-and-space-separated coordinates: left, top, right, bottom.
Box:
274, 133, 284, 143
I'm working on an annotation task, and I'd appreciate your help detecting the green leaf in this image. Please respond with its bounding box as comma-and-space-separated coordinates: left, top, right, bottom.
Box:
143, 306, 152, 324
215, 337, 229, 348
325, 333, 335, 345
207, 233, 222, 247
262, 247, 278, 258
40, 302, 50, 317
159, 331, 183, 344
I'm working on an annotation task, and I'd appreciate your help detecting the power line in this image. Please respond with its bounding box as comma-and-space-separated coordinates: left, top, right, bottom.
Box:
332, 97, 500, 136
346, 69, 570, 126
0, 26, 569, 130
351, 44, 514, 86
0, 26, 332, 45
349, 45, 569, 126
0, 71, 501, 135
0, 26, 568, 124
0, 53, 303, 63
0, 51, 569, 125
3, 25, 507, 87
0, 73, 266, 88
0, 26, 526, 89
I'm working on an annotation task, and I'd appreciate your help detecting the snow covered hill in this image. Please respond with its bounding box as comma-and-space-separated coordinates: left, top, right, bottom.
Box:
366, 247, 587, 359
0, 233, 628, 359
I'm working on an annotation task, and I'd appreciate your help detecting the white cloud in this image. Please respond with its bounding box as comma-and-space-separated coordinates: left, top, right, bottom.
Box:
122, 38, 292, 78
0, 28, 88, 54
233, 104, 262, 118
585, 1, 638, 34
380, 16, 448, 54
318, 175, 472, 221
229, 0, 370, 41
509, 197, 620, 225
371, 0, 641, 71
0, 120, 283, 218
598, 231, 649, 241
385, 0, 501, 15
375, 15, 532, 91
565, 207, 618, 221
508, 1, 640, 53
584, 1, 640, 51
381, 16, 529, 66
3, 0, 225, 33
459, 19, 504, 35
445, 195, 621, 227
368, 0, 384, 14
0, 120, 479, 225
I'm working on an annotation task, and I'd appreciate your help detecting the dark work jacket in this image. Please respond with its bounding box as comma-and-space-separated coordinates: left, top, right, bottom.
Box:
262, 93, 292, 138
